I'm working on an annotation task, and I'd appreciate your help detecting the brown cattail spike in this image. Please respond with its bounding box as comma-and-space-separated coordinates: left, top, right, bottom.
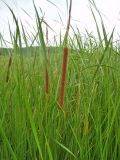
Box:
6, 56, 12, 82
59, 47, 68, 107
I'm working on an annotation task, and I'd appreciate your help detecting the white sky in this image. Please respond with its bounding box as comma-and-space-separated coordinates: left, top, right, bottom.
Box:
0, 0, 120, 47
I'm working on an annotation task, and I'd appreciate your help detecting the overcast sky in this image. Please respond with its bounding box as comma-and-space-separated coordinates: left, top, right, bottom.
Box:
0, 0, 120, 47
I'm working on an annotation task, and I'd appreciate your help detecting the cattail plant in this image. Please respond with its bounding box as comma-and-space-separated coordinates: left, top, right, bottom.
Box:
59, 0, 72, 108
6, 55, 12, 82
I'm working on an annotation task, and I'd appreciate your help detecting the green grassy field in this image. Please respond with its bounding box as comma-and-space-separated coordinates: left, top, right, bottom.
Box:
0, 0, 120, 160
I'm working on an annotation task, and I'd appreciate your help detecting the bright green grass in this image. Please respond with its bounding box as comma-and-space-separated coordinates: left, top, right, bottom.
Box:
0, 48, 120, 160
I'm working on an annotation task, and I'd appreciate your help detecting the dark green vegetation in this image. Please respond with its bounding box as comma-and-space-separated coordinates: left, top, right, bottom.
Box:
0, 0, 120, 159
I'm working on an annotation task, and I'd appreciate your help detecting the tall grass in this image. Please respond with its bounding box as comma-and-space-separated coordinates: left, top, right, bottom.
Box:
0, 0, 120, 160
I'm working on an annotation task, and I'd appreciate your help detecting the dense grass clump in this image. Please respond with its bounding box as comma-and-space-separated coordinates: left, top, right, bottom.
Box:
0, 46, 120, 160
0, 0, 120, 160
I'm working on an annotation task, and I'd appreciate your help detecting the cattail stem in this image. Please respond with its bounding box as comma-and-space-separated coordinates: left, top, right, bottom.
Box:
6, 56, 12, 82
59, 47, 68, 108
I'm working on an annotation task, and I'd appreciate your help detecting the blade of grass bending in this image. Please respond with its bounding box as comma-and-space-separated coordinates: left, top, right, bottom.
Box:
89, 6, 103, 48
0, 120, 17, 160
0, 32, 10, 49
43, 131, 53, 160
71, 26, 82, 52
54, 139, 76, 158
69, 123, 81, 150
4, 3, 22, 49
33, 1, 47, 66
8, 22, 14, 46
59, 0, 72, 108
91, 28, 115, 83
25, 102, 43, 160
29, 20, 55, 48
21, 8, 33, 20
21, 21, 28, 47
4, 1, 24, 77
33, 1, 50, 94
89, 0, 109, 48
46, 0, 60, 11
7, 8, 25, 73
58, 12, 64, 26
